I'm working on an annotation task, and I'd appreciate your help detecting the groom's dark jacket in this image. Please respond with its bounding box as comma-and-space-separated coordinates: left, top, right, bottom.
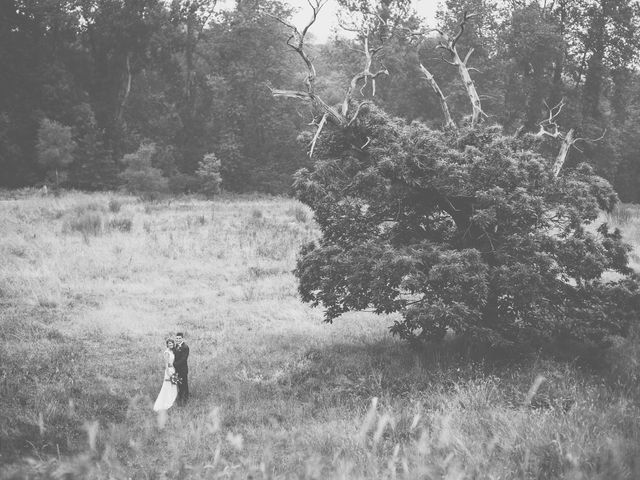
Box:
174, 343, 189, 375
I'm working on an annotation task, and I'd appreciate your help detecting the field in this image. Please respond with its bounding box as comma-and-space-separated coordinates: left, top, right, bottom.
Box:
1, 190, 639, 479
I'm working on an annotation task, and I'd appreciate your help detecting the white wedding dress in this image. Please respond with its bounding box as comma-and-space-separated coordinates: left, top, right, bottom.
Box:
153, 349, 178, 411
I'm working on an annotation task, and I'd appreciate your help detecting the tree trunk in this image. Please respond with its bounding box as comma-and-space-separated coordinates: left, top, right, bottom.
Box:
453, 50, 483, 126
553, 128, 574, 177
582, 0, 608, 119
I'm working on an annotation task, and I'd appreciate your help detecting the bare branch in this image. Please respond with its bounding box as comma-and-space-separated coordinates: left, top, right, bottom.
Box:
463, 47, 475, 65
440, 53, 458, 66
573, 128, 606, 145
270, 1, 390, 156
552, 128, 574, 177
535, 99, 605, 178
270, 14, 297, 32
451, 11, 478, 49
337, 17, 362, 33
535, 99, 565, 138
269, 88, 312, 101
341, 35, 389, 118
347, 101, 371, 126
302, 0, 328, 38
420, 63, 456, 129
309, 113, 328, 158
415, 12, 483, 127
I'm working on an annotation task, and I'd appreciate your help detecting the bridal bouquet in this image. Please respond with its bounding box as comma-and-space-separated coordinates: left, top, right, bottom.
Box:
169, 373, 182, 385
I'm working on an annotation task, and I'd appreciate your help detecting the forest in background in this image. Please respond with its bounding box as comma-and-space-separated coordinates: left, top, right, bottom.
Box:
2, 0, 640, 201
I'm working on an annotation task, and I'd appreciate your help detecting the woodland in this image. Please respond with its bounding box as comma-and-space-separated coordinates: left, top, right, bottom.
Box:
2, 0, 640, 202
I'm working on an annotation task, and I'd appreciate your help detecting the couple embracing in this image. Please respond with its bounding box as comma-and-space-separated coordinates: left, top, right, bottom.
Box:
153, 332, 189, 411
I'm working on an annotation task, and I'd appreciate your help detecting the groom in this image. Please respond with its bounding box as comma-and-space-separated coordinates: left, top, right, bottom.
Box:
173, 332, 189, 405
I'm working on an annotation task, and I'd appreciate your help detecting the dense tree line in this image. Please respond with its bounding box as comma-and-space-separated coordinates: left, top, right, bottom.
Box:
0, 0, 307, 193
1, 0, 639, 200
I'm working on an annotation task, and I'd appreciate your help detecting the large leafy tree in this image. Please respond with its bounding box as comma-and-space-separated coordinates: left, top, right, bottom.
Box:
295, 111, 639, 346
275, 4, 640, 347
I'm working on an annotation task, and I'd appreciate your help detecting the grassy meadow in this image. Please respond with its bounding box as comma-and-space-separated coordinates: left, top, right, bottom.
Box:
1, 190, 640, 479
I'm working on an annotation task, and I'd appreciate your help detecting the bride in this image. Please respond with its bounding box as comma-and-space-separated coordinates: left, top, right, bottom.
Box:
153, 339, 178, 411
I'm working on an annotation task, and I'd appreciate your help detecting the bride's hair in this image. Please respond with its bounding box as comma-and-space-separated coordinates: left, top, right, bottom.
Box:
166, 338, 175, 347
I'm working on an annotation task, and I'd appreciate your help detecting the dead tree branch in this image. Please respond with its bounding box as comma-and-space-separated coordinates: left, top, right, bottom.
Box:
270, 1, 388, 156
535, 99, 565, 138
536, 100, 606, 177
409, 12, 484, 128
419, 63, 456, 129
434, 12, 484, 127
341, 34, 389, 116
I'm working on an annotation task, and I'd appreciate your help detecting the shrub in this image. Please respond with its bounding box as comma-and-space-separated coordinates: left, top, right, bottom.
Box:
74, 201, 105, 215
107, 217, 133, 232
196, 153, 222, 197
108, 198, 122, 213
119, 143, 168, 199
36, 118, 76, 187
251, 208, 263, 220
68, 212, 103, 237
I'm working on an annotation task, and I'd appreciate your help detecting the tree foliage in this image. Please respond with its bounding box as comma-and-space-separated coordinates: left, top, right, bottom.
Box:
294, 102, 639, 346
119, 143, 168, 198
196, 152, 222, 197
36, 118, 77, 187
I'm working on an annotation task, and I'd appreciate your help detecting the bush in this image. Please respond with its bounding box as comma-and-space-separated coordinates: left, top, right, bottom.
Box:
119, 143, 168, 199
108, 198, 122, 213
251, 208, 263, 220
107, 217, 133, 232
74, 201, 105, 215
68, 212, 103, 237
196, 153, 222, 197
36, 118, 76, 187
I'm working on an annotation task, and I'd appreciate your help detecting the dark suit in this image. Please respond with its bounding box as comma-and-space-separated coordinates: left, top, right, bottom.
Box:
173, 342, 189, 403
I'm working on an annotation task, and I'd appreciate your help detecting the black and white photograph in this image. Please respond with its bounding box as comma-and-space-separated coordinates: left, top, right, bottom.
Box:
1, 0, 640, 478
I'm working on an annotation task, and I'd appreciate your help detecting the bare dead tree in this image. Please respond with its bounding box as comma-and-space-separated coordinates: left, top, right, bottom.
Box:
269, 0, 388, 157
535, 99, 605, 177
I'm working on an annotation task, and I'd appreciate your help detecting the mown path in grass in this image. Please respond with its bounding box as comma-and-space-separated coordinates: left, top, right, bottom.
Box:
1, 191, 640, 479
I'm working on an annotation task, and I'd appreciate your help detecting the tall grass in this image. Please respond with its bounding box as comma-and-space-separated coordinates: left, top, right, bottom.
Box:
605, 203, 640, 273
1, 190, 639, 479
